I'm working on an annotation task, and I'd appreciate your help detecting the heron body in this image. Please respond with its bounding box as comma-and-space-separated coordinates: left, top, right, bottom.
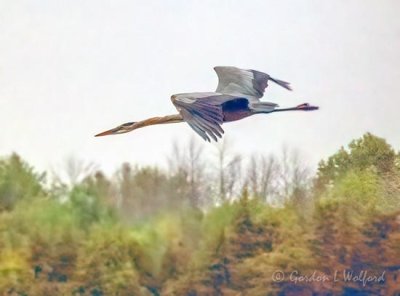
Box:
221, 97, 253, 122
95, 66, 318, 142
172, 93, 272, 122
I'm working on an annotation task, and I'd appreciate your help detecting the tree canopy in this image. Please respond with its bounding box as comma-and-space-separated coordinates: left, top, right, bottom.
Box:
0, 133, 399, 295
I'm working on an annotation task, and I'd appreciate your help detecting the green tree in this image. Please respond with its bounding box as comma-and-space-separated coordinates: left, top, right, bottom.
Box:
65, 170, 117, 228
0, 153, 45, 211
316, 133, 398, 191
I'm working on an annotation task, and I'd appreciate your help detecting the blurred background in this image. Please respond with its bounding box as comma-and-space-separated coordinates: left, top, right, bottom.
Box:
1, 0, 400, 295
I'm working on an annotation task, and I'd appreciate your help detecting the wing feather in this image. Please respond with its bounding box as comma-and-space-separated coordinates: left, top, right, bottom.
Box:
172, 95, 225, 142
214, 66, 291, 100
188, 122, 210, 142
192, 115, 223, 138
192, 117, 218, 142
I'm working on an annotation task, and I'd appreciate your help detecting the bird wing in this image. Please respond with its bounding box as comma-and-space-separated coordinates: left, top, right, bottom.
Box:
171, 94, 226, 142
214, 66, 291, 100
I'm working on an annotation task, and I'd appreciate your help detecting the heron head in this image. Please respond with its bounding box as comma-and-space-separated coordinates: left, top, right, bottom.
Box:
95, 122, 137, 137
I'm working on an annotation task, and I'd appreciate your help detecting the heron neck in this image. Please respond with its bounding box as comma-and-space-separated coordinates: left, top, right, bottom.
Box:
136, 114, 183, 128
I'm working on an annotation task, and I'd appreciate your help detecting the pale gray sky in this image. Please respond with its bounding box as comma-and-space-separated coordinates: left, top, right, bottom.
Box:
1, 0, 399, 174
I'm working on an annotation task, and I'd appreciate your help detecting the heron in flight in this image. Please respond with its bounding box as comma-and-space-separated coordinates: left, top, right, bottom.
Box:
95, 66, 318, 142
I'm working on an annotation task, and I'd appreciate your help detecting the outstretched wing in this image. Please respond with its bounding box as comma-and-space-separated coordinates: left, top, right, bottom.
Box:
171, 94, 228, 142
214, 66, 291, 100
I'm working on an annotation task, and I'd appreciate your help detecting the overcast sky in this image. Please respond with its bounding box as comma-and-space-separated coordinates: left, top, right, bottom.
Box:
1, 0, 399, 174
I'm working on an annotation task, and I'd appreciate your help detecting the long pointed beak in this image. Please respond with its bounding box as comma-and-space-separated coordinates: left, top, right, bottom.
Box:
95, 127, 119, 137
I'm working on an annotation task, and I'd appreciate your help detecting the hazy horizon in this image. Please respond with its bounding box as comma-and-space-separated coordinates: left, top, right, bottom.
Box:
1, 0, 400, 174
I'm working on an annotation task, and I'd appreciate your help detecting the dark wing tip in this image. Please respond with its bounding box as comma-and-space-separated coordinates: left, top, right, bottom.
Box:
269, 77, 292, 91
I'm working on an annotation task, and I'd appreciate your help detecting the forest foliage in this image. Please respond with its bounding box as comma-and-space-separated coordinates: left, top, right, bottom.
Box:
0, 133, 400, 295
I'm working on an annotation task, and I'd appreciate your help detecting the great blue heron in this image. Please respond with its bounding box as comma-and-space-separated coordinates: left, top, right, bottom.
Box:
95, 66, 318, 142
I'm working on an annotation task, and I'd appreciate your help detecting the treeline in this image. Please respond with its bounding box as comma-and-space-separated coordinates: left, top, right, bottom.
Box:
0, 133, 400, 295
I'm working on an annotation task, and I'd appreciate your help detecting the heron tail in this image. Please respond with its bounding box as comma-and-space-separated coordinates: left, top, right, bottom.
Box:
270, 77, 292, 91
